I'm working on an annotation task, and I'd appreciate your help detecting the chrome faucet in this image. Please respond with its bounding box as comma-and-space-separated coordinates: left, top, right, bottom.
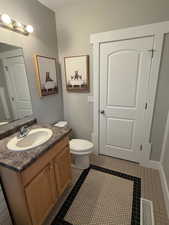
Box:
17, 126, 30, 139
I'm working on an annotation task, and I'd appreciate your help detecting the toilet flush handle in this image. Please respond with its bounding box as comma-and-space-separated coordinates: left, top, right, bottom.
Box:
100, 110, 105, 115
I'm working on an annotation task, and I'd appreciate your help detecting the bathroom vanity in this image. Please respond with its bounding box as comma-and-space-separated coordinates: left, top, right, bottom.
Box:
0, 35, 72, 225
0, 124, 72, 225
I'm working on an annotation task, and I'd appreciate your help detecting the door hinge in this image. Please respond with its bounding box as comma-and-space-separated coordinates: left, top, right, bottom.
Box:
145, 102, 148, 110
140, 144, 143, 151
149, 49, 155, 58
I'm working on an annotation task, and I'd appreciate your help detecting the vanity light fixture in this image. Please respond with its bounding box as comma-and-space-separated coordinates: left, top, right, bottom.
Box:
25, 25, 34, 33
1, 14, 12, 25
0, 13, 34, 35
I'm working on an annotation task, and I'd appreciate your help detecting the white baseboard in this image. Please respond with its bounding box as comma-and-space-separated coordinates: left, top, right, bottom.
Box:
140, 160, 161, 170
159, 164, 169, 219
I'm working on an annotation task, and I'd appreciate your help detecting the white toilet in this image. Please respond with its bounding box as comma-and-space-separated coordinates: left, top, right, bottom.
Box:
70, 139, 93, 169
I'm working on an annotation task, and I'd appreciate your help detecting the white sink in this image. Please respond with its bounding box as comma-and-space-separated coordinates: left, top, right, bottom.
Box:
7, 128, 53, 151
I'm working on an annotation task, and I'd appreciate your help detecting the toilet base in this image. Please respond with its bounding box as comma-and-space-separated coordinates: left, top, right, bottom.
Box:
72, 154, 90, 169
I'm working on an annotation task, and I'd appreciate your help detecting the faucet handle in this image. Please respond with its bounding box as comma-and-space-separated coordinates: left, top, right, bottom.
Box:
20, 126, 27, 133
17, 126, 30, 139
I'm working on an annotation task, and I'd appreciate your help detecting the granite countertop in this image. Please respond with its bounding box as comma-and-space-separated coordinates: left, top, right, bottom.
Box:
0, 124, 71, 172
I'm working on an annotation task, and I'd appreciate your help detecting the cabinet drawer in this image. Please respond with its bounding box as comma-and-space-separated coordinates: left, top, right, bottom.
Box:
21, 137, 69, 186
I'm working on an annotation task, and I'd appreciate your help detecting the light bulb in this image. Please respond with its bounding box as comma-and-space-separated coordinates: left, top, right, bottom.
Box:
16, 22, 22, 28
1, 14, 12, 25
26, 25, 34, 33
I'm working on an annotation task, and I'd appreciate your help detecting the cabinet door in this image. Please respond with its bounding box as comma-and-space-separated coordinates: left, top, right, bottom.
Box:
25, 164, 56, 225
54, 147, 72, 195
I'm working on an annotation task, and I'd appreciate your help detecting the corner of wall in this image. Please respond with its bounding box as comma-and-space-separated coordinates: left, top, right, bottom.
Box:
159, 163, 169, 219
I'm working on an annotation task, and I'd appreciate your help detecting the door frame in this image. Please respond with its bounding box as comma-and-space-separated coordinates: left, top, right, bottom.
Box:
90, 21, 169, 164
0, 49, 23, 119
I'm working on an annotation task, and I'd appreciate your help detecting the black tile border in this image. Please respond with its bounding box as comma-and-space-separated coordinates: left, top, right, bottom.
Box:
51, 164, 141, 225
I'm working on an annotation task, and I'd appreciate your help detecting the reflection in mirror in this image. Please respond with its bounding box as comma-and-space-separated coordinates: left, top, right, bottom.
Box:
0, 42, 33, 126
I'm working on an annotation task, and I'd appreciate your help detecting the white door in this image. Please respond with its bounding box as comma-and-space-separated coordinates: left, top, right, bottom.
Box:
100, 36, 154, 162
5, 56, 32, 119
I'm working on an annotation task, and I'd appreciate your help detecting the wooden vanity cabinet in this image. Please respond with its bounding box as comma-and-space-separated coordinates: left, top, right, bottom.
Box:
0, 136, 72, 225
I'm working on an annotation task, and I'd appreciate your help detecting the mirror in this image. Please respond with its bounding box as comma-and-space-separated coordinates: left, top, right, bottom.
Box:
0, 42, 33, 126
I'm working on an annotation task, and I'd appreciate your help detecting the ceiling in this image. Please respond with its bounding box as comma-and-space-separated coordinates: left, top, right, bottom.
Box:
38, 0, 81, 9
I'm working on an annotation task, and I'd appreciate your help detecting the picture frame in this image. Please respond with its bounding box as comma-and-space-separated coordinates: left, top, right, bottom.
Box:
64, 55, 89, 92
34, 55, 58, 97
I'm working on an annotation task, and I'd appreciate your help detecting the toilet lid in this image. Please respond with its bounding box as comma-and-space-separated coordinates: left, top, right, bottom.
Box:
70, 139, 94, 152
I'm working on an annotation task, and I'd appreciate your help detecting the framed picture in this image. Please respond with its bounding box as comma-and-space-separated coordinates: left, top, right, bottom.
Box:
34, 55, 58, 97
64, 55, 89, 92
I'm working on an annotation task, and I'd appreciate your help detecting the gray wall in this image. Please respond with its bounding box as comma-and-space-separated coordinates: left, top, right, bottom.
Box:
159, 35, 169, 191
55, 0, 169, 161
151, 34, 169, 160
0, 0, 63, 124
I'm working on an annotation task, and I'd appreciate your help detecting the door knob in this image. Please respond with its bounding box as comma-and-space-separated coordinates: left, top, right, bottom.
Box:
100, 110, 105, 114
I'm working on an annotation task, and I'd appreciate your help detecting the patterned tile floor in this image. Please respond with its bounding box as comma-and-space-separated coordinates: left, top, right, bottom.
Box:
64, 166, 138, 225
45, 154, 169, 225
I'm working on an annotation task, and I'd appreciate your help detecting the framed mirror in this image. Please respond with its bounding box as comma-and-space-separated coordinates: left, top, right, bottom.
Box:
0, 42, 33, 127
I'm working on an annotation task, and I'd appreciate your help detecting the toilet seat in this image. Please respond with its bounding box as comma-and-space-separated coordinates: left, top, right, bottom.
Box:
70, 139, 93, 155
